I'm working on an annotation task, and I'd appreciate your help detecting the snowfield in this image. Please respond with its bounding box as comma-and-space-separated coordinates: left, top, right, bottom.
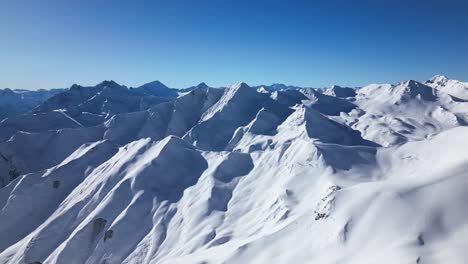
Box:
0, 76, 467, 264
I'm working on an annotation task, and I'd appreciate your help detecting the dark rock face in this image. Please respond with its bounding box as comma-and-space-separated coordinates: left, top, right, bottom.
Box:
92, 218, 107, 241
104, 230, 114, 242
52, 180, 60, 189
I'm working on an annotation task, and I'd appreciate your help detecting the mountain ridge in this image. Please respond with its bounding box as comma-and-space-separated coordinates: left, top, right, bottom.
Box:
0, 75, 467, 263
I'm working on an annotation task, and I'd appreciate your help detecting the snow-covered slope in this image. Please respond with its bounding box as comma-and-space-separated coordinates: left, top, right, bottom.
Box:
425, 75, 468, 101
104, 87, 224, 146
253, 83, 303, 92
321, 85, 357, 98
184, 83, 293, 151
34, 81, 172, 119
0, 80, 175, 160
0, 76, 467, 264
339, 80, 468, 146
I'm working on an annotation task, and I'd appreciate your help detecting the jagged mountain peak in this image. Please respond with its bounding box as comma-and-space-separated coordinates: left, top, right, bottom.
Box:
398, 80, 437, 101
429, 74, 449, 83
196, 82, 209, 89
141, 80, 169, 88
133, 80, 178, 98
68, 80, 125, 92
229, 82, 251, 90
323, 85, 357, 98
1, 76, 468, 264
97, 80, 122, 88
401, 79, 423, 87
179, 82, 211, 93
425, 75, 468, 100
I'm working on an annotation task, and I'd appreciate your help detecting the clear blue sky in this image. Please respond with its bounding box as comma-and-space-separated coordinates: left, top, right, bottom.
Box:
1, 0, 467, 89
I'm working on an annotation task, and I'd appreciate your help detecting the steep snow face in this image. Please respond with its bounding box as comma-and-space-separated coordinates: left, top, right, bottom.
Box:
104, 87, 224, 146
0, 77, 468, 264
292, 105, 376, 146
0, 140, 119, 253
0, 136, 207, 264
425, 75, 468, 101
185, 83, 291, 151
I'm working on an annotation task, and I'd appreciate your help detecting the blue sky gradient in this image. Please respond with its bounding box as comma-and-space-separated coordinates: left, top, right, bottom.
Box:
1, 0, 468, 89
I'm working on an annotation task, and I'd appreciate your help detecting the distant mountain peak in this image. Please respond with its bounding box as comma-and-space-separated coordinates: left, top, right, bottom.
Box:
270, 83, 288, 89
97, 80, 121, 88
324, 85, 357, 98
425, 74, 468, 100
0, 88, 15, 96
70, 84, 82, 90
402, 79, 422, 88
133, 80, 178, 98
144, 80, 169, 88
196, 82, 209, 89
430, 74, 449, 82
390, 80, 437, 102
255, 83, 302, 92
229, 82, 251, 90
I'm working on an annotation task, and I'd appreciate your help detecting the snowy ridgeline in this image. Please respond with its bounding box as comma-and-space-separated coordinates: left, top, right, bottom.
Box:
0, 75, 467, 263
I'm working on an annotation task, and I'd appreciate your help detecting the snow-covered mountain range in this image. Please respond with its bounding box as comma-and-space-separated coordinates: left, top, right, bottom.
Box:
0, 75, 467, 264
0, 88, 64, 119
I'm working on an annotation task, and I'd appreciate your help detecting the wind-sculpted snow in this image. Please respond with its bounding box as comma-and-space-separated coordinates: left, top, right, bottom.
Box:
0, 76, 467, 263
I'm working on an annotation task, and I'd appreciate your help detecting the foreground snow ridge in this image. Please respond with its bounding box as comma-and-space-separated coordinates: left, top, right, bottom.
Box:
1, 76, 468, 263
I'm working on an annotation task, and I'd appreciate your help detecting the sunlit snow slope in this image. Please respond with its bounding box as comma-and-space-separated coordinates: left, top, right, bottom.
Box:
0, 76, 467, 264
